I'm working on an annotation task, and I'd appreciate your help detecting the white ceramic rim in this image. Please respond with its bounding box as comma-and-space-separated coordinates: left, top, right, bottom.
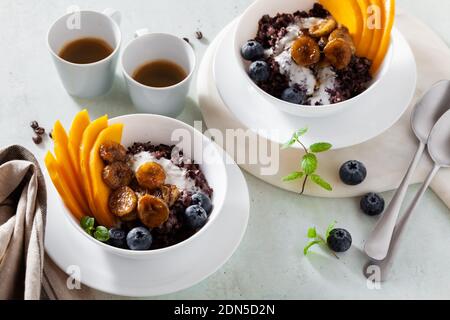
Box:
61, 114, 227, 258
120, 33, 196, 91
46, 10, 122, 67
232, 0, 393, 112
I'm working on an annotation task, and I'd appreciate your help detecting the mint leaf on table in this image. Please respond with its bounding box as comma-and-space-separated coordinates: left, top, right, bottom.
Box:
304, 222, 339, 259
282, 128, 308, 149
281, 129, 332, 195
301, 153, 317, 175
282, 136, 297, 150
296, 127, 308, 137
304, 240, 323, 255
94, 226, 110, 242
282, 171, 304, 182
310, 174, 332, 191
325, 221, 337, 239
309, 142, 332, 153
307, 227, 317, 238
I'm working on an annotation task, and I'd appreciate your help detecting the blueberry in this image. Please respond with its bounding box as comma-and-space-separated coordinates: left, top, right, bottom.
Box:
360, 192, 385, 216
126, 227, 152, 250
108, 228, 127, 248
184, 205, 208, 229
241, 40, 264, 61
339, 160, 367, 185
327, 228, 352, 253
191, 192, 213, 215
248, 61, 270, 82
281, 87, 306, 104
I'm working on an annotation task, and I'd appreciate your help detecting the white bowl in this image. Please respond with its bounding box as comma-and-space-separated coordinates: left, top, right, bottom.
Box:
233, 0, 393, 117
61, 114, 227, 259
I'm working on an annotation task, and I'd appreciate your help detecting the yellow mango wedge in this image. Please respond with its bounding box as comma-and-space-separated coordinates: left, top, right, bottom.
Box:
371, 0, 395, 74
367, 0, 385, 61
45, 152, 85, 221
319, 0, 363, 47
356, 0, 374, 57
320, 0, 394, 74
348, 0, 364, 47
52, 120, 90, 214
68, 109, 90, 178
89, 123, 123, 228
79, 115, 108, 215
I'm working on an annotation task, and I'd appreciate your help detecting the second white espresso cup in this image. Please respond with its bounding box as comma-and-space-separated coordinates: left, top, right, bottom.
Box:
47, 9, 121, 98
121, 30, 196, 117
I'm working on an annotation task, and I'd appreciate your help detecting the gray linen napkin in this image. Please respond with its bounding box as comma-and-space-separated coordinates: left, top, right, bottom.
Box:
0, 145, 46, 300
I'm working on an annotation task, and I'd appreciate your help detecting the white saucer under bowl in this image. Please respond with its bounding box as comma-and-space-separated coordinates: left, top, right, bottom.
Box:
44, 142, 249, 297
213, 21, 417, 150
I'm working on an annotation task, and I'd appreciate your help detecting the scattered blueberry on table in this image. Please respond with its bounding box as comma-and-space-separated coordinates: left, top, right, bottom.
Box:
360, 192, 385, 216
339, 160, 367, 185
327, 228, 352, 253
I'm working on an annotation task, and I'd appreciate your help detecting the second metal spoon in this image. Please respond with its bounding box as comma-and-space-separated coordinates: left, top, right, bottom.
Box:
364, 80, 450, 261
366, 108, 450, 281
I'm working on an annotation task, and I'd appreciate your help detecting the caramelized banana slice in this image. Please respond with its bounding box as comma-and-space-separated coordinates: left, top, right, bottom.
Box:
309, 19, 337, 38
102, 162, 134, 189
99, 141, 127, 163
109, 186, 137, 219
291, 36, 321, 67
329, 27, 355, 53
137, 194, 169, 228
324, 38, 352, 70
136, 162, 166, 190
153, 184, 180, 207
166, 184, 180, 207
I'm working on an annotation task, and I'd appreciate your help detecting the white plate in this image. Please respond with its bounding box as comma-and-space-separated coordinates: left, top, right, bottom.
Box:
44, 153, 249, 297
213, 21, 417, 149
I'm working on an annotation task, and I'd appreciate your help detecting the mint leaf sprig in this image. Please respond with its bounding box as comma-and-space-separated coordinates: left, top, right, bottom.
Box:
80, 216, 110, 242
81, 216, 95, 235
304, 221, 338, 259
282, 128, 332, 195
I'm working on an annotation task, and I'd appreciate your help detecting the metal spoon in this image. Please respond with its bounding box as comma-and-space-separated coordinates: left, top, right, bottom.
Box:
366, 109, 450, 281
364, 80, 450, 261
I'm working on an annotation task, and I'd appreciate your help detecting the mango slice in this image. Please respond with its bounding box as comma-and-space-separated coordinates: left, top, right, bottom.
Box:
320, 0, 395, 74
356, 0, 374, 57
366, 0, 385, 61
79, 115, 108, 215
319, 0, 363, 47
45, 151, 85, 221
89, 123, 124, 228
52, 120, 90, 214
68, 109, 90, 178
348, 0, 364, 47
371, 0, 395, 74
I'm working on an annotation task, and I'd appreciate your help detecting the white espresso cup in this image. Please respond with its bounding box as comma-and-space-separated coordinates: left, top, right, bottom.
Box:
121, 30, 196, 117
47, 9, 121, 98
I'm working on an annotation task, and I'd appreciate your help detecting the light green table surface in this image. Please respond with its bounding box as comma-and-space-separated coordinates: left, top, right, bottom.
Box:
1, 0, 449, 299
